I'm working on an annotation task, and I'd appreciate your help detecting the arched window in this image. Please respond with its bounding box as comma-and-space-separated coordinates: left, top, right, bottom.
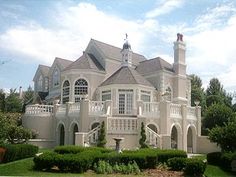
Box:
38, 75, 43, 91
45, 77, 49, 91
165, 87, 172, 101
74, 79, 88, 102
62, 80, 70, 104
53, 69, 59, 87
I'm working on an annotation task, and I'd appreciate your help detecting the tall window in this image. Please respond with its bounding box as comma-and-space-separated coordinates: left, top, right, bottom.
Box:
38, 75, 43, 91
166, 87, 172, 101
118, 89, 133, 114
74, 79, 88, 102
62, 80, 70, 104
45, 77, 49, 91
102, 90, 111, 101
53, 69, 59, 87
141, 90, 151, 102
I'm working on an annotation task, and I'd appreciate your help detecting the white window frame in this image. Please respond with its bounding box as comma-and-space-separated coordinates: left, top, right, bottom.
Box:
74, 79, 88, 102
118, 89, 133, 115
62, 80, 70, 104
141, 90, 151, 102
102, 90, 111, 101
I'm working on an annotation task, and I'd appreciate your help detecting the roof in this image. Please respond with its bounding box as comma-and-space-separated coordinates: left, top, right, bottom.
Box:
38, 65, 50, 76
64, 52, 104, 71
100, 66, 153, 87
135, 57, 174, 75
55, 57, 73, 69
91, 39, 146, 65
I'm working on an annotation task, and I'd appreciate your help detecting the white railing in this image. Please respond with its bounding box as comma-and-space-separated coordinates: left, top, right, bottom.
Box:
89, 101, 105, 115
25, 105, 53, 115
69, 102, 80, 114
107, 117, 137, 133
170, 103, 182, 118
146, 126, 161, 148
57, 104, 66, 113
86, 125, 101, 144
143, 102, 160, 118
187, 106, 197, 119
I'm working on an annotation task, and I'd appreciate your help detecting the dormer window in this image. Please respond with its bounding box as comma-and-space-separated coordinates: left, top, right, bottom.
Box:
53, 69, 59, 87
38, 75, 43, 91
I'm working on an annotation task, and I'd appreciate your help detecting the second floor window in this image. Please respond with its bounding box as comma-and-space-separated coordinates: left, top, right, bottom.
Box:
62, 80, 70, 104
53, 69, 59, 87
74, 79, 88, 102
118, 89, 133, 114
38, 75, 43, 91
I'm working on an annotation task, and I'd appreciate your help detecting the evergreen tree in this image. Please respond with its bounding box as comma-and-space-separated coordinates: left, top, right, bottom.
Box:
139, 122, 148, 148
0, 89, 5, 112
5, 89, 22, 113
97, 121, 107, 147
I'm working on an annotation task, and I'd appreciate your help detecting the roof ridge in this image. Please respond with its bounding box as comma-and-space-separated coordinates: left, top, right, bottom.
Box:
39, 64, 50, 68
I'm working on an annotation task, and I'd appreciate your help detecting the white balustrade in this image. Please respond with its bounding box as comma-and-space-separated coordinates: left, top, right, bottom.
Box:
57, 104, 66, 113
86, 125, 101, 144
89, 101, 105, 115
108, 117, 137, 133
187, 106, 197, 119
146, 126, 161, 148
69, 103, 80, 114
25, 105, 53, 115
143, 102, 160, 118
170, 103, 182, 118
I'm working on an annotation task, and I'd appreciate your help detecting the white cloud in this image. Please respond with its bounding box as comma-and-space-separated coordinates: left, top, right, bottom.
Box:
145, 0, 184, 18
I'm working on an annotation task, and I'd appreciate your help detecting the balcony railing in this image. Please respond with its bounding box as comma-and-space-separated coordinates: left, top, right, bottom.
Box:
170, 103, 182, 118
107, 117, 137, 134
25, 105, 53, 115
89, 101, 105, 115
187, 106, 197, 119
143, 102, 160, 118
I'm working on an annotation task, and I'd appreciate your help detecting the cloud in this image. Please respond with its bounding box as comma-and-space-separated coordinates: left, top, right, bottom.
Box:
145, 0, 185, 18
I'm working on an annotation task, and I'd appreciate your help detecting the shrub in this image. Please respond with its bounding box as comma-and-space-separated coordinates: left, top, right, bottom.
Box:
154, 149, 187, 163
0, 144, 38, 163
0, 147, 6, 163
167, 157, 186, 171
97, 121, 107, 147
207, 152, 222, 165
184, 158, 207, 176
220, 152, 236, 171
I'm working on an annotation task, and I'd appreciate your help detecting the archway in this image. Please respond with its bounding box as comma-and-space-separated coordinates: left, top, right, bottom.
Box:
171, 126, 178, 149
72, 124, 79, 145
187, 126, 197, 153
91, 122, 100, 130
59, 124, 65, 146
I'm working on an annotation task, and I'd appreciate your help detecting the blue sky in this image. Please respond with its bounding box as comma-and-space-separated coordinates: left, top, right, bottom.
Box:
0, 0, 236, 93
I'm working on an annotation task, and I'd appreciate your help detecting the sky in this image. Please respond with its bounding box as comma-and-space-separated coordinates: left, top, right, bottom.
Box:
0, 0, 236, 94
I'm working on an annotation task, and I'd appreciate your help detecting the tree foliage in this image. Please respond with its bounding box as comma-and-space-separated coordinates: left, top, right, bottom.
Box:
22, 86, 34, 112
97, 121, 107, 147
139, 122, 148, 148
203, 103, 234, 130
4, 89, 22, 113
0, 89, 5, 112
209, 120, 236, 152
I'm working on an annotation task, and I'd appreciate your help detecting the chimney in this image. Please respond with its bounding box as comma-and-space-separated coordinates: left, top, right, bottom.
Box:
19, 86, 23, 99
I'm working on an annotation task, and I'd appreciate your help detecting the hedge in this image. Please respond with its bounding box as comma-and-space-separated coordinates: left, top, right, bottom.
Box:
0, 144, 38, 163
207, 152, 222, 165
167, 157, 187, 171
184, 158, 207, 176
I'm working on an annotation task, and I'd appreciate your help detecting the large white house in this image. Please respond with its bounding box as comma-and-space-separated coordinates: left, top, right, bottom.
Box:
23, 34, 219, 153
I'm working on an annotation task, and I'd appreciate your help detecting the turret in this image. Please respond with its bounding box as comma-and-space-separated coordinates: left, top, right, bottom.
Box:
121, 34, 132, 67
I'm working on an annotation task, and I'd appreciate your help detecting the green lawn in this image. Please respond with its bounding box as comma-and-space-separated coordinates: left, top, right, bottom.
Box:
205, 165, 236, 177
0, 157, 142, 177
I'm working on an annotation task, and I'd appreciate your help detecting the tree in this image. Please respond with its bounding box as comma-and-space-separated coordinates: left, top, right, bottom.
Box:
0, 89, 5, 112
22, 86, 34, 112
5, 89, 22, 113
209, 120, 236, 152
203, 103, 234, 130
97, 121, 107, 147
139, 122, 148, 148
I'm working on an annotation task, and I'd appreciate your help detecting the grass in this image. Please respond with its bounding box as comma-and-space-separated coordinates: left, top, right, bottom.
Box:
205, 165, 236, 177
0, 157, 142, 177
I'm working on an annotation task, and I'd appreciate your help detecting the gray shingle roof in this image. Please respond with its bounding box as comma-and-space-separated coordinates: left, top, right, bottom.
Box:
64, 53, 104, 71
91, 39, 146, 66
100, 66, 153, 87
55, 57, 73, 69
135, 57, 174, 75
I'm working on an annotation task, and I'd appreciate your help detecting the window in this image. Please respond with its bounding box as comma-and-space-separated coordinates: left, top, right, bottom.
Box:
62, 80, 70, 104
102, 90, 111, 101
45, 77, 49, 91
166, 87, 172, 101
38, 75, 43, 91
141, 90, 151, 102
74, 79, 88, 102
53, 69, 59, 87
118, 89, 133, 114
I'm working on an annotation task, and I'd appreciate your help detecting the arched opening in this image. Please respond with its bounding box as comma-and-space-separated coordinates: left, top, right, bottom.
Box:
91, 122, 100, 130
59, 124, 65, 146
147, 124, 158, 133
62, 80, 70, 104
72, 124, 78, 145
171, 126, 178, 149
187, 127, 193, 153
74, 79, 88, 102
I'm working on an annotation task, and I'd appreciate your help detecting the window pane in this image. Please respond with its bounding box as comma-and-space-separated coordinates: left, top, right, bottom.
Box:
119, 94, 125, 114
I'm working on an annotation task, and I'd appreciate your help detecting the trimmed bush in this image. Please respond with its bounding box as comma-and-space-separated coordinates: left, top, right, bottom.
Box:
0, 144, 38, 163
184, 158, 207, 176
220, 152, 236, 171
167, 157, 186, 171
207, 152, 222, 165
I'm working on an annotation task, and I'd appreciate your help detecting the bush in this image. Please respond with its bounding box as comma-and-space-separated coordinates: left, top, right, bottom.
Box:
184, 158, 207, 176
220, 152, 236, 171
0, 144, 38, 163
153, 149, 187, 163
207, 152, 222, 165
167, 157, 186, 171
